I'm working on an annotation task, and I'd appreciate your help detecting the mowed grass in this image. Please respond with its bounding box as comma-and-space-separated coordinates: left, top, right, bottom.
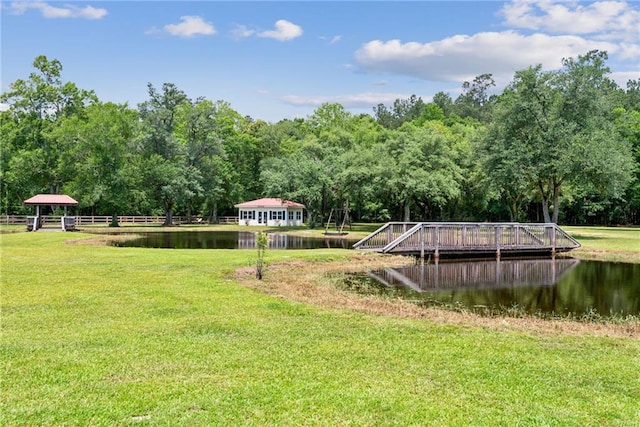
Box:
1, 231, 640, 426
564, 226, 640, 263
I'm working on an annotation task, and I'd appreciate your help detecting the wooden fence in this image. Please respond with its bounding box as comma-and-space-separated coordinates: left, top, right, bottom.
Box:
0, 215, 240, 226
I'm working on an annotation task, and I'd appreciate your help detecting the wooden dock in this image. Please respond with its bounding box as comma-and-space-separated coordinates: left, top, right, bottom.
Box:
353, 222, 580, 259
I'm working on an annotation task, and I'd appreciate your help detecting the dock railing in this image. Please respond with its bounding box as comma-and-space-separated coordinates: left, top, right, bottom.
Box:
353, 222, 580, 258
352, 222, 419, 251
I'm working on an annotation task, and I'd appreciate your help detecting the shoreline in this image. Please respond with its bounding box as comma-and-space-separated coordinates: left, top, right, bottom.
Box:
3, 223, 638, 264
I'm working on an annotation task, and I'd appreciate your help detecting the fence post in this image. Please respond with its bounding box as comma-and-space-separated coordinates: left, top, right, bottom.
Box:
496, 226, 501, 261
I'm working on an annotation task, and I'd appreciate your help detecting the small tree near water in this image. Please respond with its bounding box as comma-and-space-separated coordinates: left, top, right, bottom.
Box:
256, 232, 268, 280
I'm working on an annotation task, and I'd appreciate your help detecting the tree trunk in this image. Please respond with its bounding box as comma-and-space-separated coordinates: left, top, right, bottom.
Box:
551, 184, 561, 224
403, 203, 411, 222
110, 213, 119, 227
508, 202, 515, 222
321, 187, 327, 226
541, 200, 551, 223
163, 201, 175, 226
538, 182, 552, 223
506, 189, 522, 222
211, 201, 218, 224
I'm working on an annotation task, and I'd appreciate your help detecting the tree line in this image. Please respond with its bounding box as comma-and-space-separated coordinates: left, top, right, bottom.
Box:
1, 51, 638, 226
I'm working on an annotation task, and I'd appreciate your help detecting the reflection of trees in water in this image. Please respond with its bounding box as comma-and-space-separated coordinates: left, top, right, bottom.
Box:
366, 259, 639, 316
556, 261, 640, 316
116, 231, 356, 249
237, 233, 355, 249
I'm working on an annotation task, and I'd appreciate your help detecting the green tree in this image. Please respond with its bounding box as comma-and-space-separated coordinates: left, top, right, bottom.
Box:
255, 231, 269, 280
483, 51, 634, 223
53, 102, 139, 225
207, 101, 264, 211
453, 73, 496, 123
261, 139, 337, 225
380, 123, 463, 221
174, 99, 227, 222
136, 83, 191, 226
624, 79, 640, 111
374, 95, 426, 129
433, 91, 454, 117
0, 55, 96, 211
611, 108, 640, 223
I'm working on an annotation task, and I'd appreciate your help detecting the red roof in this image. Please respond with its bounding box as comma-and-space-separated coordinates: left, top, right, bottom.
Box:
235, 198, 305, 209
24, 194, 78, 206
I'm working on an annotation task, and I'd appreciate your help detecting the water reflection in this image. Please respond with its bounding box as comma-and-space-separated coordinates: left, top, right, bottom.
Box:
347, 259, 640, 317
369, 259, 580, 291
112, 231, 356, 250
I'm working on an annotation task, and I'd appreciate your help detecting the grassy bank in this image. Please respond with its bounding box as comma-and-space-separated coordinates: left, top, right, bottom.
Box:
564, 226, 640, 264
67, 222, 640, 263
1, 231, 639, 425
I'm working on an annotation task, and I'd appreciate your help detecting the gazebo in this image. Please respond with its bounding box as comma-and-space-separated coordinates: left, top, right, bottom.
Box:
23, 194, 78, 231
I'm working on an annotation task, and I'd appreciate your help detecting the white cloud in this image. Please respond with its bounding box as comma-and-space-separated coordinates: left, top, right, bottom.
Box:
163, 16, 216, 38
9, 1, 107, 19
618, 42, 640, 60
355, 31, 621, 84
281, 92, 429, 108
500, 0, 640, 42
320, 35, 342, 44
611, 71, 640, 87
230, 24, 255, 40
258, 20, 303, 41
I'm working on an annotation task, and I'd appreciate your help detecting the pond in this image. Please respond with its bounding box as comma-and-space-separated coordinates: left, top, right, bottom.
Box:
110, 230, 357, 250
341, 259, 640, 317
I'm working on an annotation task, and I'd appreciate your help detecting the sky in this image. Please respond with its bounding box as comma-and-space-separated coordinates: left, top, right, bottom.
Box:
1, 0, 639, 122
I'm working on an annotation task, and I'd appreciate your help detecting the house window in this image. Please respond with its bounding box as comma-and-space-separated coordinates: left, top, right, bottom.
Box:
296, 211, 302, 220
241, 210, 255, 220
288, 211, 294, 220
270, 210, 284, 220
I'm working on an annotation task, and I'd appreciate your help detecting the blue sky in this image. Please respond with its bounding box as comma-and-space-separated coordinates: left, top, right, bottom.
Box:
2, 1, 639, 122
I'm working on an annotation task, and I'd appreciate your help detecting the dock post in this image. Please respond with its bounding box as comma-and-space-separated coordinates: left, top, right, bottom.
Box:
496, 227, 501, 261
433, 226, 439, 262
462, 225, 467, 247
419, 225, 425, 264
551, 224, 556, 259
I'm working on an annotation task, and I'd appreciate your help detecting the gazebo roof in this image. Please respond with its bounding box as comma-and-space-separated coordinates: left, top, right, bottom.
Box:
235, 198, 305, 209
23, 194, 78, 206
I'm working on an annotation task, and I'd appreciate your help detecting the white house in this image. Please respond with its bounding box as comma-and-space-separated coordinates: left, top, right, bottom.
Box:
235, 198, 305, 227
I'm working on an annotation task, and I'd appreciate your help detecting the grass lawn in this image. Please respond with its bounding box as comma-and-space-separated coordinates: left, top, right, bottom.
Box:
564, 226, 640, 264
1, 230, 639, 426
